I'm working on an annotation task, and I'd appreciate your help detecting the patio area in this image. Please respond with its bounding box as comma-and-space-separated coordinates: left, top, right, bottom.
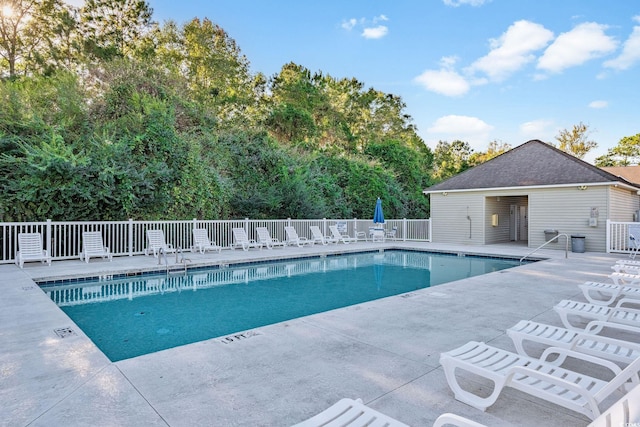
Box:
0, 240, 625, 426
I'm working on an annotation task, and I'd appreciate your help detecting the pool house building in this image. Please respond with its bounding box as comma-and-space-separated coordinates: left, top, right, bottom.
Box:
423, 139, 640, 252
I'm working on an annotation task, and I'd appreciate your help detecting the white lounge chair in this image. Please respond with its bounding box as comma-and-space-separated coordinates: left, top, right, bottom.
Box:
15, 232, 51, 268
440, 340, 640, 420
145, 229, 175, 257
309, 225, 337, 245
256, 227, 286, 249
554, 299, 640, 331
611, 263, 640, 274
232, 228, 262, 251
192, 228, 222, 254
507, 319, 640, 365
434, 382, 640, 427
80, 231, 112, 263
616, 259, 640, 267
290, 398, 410, 427
610, 272, 640, 287
432, 413, 487, 427
329, 225, 357, 244
284, 226, 314, 247
580, 281, 640, 305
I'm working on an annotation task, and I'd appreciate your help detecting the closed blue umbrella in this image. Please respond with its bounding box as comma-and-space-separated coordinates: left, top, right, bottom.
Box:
373, 198, 385, 225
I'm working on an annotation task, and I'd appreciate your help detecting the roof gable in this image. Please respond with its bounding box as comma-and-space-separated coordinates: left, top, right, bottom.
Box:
425, 140, 638, 192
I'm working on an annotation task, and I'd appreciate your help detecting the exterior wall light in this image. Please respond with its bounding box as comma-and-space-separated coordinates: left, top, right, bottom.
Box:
578, 185, 588, 190
442, 192, 448, 196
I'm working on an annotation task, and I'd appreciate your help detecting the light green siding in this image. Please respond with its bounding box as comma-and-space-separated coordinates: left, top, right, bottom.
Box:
609, 186, 639, 221
430, 184, 640, 252
431, 193, 485, 245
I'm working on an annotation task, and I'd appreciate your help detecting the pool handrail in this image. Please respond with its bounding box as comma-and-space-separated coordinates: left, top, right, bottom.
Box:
520, 233, 569, 264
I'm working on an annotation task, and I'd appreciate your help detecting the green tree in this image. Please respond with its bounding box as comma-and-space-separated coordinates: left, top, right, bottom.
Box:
553, 122, 597, 159
80, 0, 153, 61
364, 139, 432, 217
0, 0, 71, 77
469, 140, 511, 165
595, 133, 640, 167
432, 140, 473, 181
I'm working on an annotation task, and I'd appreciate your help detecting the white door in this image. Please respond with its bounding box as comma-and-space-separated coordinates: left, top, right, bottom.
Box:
519, 206, 528, 241
509, 205, 518, 241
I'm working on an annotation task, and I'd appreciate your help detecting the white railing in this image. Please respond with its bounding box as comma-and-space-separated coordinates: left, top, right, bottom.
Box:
0, 218, 431, 264
607, 220, 638, 254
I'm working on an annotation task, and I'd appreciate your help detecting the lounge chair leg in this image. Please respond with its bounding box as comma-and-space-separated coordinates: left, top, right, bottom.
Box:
441, 363, 502, 412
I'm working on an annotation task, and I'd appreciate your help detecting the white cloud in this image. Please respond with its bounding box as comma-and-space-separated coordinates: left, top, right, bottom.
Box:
373, 15, 389, 23
520, 119, 554, 137
341, 18, 357, 31
362, 26, 388, 39
443, 0, 490, 6
414, 68, 470, 96
604, 17, 640, 70
537, 22, 618, 73
589, 100, 608, 109
343, 16, 390, 39
468, 20, 554, 81
427, 115, 494, 150
63, 0, 84, 6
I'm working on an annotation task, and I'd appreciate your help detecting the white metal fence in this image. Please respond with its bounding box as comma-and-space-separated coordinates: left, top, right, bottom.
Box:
0, 218, 432, 264
606, 220, 640, 255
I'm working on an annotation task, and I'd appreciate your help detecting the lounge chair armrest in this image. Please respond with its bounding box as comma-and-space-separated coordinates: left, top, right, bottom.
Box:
540, 346, 622, 376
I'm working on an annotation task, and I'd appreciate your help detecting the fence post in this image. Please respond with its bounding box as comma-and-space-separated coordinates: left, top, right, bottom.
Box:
46, 219, 52, 258
606, 219, 611, 254
428, 218, 432, 242
244, 218, 249, 232
322, 218, 327, 234
402, 218, 407, 242
128, 219, 133, 256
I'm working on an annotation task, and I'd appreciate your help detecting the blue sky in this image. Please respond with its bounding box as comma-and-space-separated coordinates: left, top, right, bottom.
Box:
73, 0, 640, 163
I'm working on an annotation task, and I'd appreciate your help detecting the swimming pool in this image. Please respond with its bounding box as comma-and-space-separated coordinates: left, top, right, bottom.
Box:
39, 250, 524, 361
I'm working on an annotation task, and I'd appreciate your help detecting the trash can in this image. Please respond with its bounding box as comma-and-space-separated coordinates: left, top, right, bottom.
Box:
544, 229, 559, 243
571, 235, 586, 253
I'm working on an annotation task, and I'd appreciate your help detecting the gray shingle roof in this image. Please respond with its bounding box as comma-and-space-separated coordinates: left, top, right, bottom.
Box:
424, 140, 639, 192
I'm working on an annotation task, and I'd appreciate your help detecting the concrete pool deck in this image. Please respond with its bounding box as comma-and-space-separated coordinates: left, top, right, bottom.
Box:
0, 241, 629, 426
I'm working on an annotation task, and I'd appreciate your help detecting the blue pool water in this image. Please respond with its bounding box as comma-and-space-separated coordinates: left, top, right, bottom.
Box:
40, 250, 523, 361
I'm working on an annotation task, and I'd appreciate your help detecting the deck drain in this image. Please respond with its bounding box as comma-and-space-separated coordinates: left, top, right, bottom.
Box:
400, 292, 417, 298
22, 286, 35, 291
218, 330, 261, 344
54, 327, 77, 338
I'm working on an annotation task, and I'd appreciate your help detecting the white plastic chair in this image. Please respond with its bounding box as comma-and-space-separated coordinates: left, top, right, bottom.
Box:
284, 226, 314, 247
231, 228, 262, 251
192, 228, 222, 254
145, 229, 175, 257
309, 226, 337, 245
15, 232, 51, 268
80, 231, 112, 263
256, 227, 286, 249
440, 340, 640, 420
290, 398, 410, 427
329, 225, 356, 244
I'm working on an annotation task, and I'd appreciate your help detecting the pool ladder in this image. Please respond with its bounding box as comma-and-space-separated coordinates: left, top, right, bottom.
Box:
157, 247, 191, 275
